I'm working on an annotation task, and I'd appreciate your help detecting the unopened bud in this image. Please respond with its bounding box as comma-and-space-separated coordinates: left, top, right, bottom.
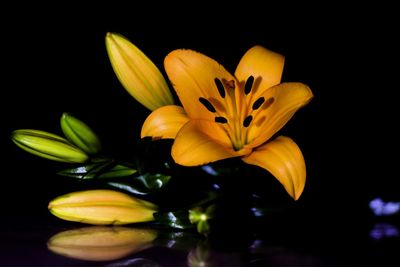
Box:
60, 113, 102, 154
48, 190, 157, 225
11, 129, 88, 163
106, 32, 174, 110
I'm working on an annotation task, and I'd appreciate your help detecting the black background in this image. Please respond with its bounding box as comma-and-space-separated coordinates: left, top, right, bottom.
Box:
1, 5, 399, 230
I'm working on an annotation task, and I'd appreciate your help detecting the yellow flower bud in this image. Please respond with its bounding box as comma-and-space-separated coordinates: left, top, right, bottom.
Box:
47, 226, 157, 261
48, 190, 157, 225
11, 129, 88, 163
60, 113, 101, 154
105, 32, 174, 110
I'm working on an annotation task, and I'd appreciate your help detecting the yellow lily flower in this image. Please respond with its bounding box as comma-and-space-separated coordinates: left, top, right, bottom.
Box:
141, 46, 313, 200
106, 33, 175, 110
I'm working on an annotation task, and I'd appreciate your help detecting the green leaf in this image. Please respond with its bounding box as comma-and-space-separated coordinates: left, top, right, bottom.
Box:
58, 162, 136, 179
107, 181, 148, 195
98, 165, 137, 178
106, 172, 171, 195
153, 211, 193, 229
134, 173, 171, 191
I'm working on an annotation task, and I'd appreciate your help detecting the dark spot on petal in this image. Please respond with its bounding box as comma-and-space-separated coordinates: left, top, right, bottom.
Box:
243, 115, 253, 127
244, 76, 254, 95
263, 97, 275, 109
214, 78, 225, 98
252, 97, 265, 110
215, 117, 228, 124
222, 79, 235, 90
255, 116, 266, 127
199, 97, 216, 113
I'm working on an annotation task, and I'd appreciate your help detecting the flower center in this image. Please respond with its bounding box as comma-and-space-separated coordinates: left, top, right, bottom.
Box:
198, 76, 274, 151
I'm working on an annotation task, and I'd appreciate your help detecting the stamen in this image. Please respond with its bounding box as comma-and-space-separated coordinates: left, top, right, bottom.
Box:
244, 76, 254, 95
215, 116, 228, 124
222, 79, 235, 90
199, 97, 216, 113
252, 97, 265, 110
243, 115, 253, 127
214, 78, 225, 98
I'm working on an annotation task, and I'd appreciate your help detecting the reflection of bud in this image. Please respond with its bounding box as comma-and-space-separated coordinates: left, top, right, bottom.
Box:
60, 113, 102, 154
47, 226, 157, 261
106, 32, 174, 111
11, 129, 88, 163
48, 190, 158, 225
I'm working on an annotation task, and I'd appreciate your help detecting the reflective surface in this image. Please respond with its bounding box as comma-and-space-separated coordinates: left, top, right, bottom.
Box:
1, 212, 399, 267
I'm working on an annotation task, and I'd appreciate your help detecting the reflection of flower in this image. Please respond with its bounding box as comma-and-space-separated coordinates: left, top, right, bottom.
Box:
142, 47, 313, 200
47, 226, 157, 261
370, 223, 399, 241
48, 190, 158, 225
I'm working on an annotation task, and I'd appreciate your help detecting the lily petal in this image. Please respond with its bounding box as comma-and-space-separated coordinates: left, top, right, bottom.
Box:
141, 105, 189, 139
242, 136, 306, 200
172, 120, 250, 166
235, 46, 284, 99
247, 82, 313, 148
165, 49, 236, 120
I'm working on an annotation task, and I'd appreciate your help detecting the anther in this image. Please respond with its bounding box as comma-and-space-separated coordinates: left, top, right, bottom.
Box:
252, 97, 265, 110
243, 115, 253, 127
214, 78, 225, 98
215, 117, 228, 124
244, 76, 254, 95
199, 97, 216, 113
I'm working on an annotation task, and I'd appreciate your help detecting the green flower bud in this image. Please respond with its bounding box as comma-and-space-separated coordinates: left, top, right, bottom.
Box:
189, 207, 212, 235
47, 226, 157, 261
60, 113, 102, 154
11, 129, 88, 163
48, 190, 158, 225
